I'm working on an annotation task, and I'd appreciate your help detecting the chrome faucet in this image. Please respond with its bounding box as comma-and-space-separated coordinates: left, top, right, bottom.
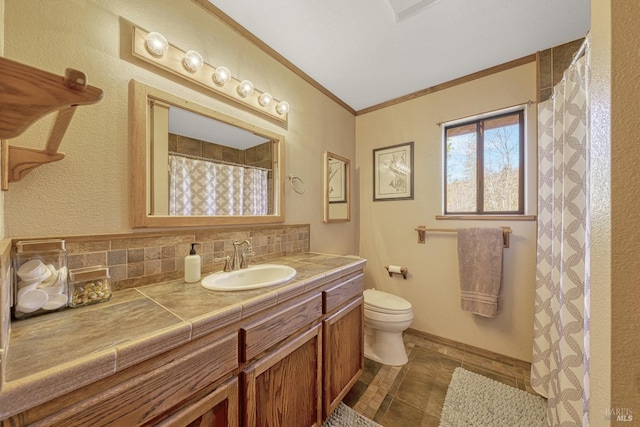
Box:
232, 240, 254, 270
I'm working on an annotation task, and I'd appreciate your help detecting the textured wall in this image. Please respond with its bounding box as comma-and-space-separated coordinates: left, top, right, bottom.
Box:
356, 63, 538, 361
610, 0, 640, 418
589, 0, 612, 422
2, 0, 357, 255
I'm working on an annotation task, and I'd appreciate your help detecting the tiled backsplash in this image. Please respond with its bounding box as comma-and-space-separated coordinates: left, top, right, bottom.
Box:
169, 134, 272, 168
12, 224, 310, 292
537, 38, 584, 102
0, 226, 308, 388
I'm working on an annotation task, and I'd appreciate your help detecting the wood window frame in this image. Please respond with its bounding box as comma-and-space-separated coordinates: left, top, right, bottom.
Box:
443, 109, 525, 216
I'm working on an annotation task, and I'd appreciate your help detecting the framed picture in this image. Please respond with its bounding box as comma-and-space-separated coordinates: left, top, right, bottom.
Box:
373, 141, 414, 201
328, 158, 347, 203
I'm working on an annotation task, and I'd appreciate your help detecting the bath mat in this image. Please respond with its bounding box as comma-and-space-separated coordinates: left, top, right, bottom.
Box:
322, 402, 383, 427
439, 367, 547, 427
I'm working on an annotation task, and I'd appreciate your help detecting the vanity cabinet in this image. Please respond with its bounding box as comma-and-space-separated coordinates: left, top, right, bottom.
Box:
240, 293, 323, 426
323, 296, 364, 417
321, 273, 364, 418
1, 266, 365, 427
239, 272, 364, 427
2, 333, 239, 427
242, 324, 323, 427
240, 294, 323, 363
152, 377, 238, 427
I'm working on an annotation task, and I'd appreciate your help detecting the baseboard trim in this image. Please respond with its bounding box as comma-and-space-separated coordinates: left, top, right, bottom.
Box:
405, 328, 531, 369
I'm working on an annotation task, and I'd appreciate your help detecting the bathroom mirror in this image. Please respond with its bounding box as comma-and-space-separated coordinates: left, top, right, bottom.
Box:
130, 80, 284, 228
323, 151, 350, 223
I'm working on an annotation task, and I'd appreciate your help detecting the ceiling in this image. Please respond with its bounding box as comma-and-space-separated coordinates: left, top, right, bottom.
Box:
206, 0, 590, 112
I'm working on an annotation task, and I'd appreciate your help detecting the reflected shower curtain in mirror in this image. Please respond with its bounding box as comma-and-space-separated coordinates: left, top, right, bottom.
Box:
169, 155, 268, 216
532, 38, 590, 427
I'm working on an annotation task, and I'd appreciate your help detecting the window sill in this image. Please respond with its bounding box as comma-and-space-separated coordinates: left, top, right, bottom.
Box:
436, 215, 536, 221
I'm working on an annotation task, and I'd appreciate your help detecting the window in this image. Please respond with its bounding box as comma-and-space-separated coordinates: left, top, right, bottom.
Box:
444, 110, 524, 215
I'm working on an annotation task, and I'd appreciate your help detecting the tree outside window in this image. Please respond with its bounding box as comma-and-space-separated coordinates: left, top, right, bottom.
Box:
444, 110, 524, 214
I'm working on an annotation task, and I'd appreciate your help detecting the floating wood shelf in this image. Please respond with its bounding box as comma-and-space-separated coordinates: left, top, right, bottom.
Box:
0, 57, 104, 190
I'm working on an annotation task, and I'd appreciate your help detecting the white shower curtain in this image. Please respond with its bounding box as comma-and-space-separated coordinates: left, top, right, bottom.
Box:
169, 155, 268, 216
532, 38, 590, 427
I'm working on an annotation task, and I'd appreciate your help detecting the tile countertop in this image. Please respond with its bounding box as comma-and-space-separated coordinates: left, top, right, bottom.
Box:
0, 253, 367, 420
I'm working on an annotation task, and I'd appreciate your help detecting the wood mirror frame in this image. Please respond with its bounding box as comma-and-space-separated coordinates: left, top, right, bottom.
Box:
129, 80, 285, 228
323, 151, 350, 223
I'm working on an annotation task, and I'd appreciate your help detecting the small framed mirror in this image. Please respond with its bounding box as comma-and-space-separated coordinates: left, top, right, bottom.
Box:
323, 151, 350, 223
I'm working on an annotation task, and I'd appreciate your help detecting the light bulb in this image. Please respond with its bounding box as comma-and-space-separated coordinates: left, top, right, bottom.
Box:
237, 80, 254, 98
276, 101, 290, 115
145, 32, 168, 57
258, 93, 273, 107
212, 66, 231, 85
183, 50, 203, 72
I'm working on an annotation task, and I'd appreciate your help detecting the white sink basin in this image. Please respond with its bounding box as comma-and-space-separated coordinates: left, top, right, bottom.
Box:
200, 264, 297, 291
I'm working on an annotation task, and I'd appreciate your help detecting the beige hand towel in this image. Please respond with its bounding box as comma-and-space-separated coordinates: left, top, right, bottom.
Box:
457, 227, 504, 317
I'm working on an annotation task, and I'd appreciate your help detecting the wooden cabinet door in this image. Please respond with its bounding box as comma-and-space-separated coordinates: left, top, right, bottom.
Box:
322, 296, 364, 418
11, 333, 238, 427
154, 377, 239, 427
242, 323, 322, 427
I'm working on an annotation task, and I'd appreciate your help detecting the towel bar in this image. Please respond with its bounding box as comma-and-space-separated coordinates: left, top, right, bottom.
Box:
414, 226, 511, 248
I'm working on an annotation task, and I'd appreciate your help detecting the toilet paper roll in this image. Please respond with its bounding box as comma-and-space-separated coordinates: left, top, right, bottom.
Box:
388, 265, 402, 274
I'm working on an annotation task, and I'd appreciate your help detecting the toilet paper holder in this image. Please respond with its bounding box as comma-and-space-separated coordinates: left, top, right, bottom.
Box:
384, 265, 408, 279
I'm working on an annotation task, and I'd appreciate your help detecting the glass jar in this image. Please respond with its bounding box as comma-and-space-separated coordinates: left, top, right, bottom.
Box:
69, 266, 112, 307
13, 239, 68, 319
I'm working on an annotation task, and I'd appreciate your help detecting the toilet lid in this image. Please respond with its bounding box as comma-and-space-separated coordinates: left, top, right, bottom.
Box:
363, 289, 412, 314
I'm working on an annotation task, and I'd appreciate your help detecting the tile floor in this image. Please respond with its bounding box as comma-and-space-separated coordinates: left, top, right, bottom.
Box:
343, 331, 539, 427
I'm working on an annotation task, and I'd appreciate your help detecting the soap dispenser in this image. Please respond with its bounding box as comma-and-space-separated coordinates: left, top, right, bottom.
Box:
184, 243, 201, 283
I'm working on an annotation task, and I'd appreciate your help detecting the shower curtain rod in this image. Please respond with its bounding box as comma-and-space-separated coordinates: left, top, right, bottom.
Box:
570, 35, 589, 66
168, 151, 272, 172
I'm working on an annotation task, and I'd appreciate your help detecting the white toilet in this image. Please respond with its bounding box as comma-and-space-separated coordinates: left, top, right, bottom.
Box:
363, 288, 414, 366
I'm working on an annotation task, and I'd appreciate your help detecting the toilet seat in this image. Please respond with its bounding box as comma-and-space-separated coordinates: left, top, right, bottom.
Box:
363, 289, 412, 315
364, 308, 414, 323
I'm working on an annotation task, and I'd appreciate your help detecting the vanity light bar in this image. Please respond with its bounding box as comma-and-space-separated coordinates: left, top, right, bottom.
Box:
132, 26, 289, 123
